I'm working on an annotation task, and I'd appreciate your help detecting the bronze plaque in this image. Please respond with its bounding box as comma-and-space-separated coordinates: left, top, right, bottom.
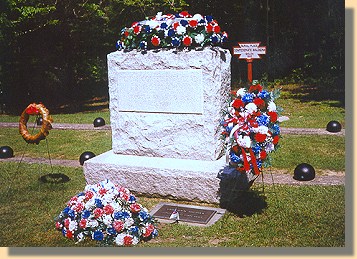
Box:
152, 204, 217, 224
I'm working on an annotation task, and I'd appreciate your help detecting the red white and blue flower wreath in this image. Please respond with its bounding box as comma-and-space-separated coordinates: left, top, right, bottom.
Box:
220, 82, 282, 186
116, 11, 228, 50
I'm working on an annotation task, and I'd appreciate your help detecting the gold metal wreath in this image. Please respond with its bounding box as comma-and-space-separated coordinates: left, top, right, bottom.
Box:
19, 103, 53, 144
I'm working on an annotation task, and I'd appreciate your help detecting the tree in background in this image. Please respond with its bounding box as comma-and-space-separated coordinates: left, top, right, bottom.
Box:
0, 0, 344, 114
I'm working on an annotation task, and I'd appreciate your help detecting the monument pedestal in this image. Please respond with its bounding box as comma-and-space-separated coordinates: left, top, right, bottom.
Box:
83, 150, 225, 203
83, 47, 231, 203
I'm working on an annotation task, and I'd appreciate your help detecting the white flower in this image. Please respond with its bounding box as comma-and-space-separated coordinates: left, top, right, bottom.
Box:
267, 101, 277, 111
228, 107, 236, 117
103, 215, 113, 226
146, 20, 159, 29
115, 233, 126, 246
75, 233, 85, 243
124, 218, 135, 228
87, 220, 99, 228
265, 142, 275, 152
245, 102, 257, 114
155, 12, 163, 20
68, 220, 78, 232
176, 25, 186, 35
194, 33, 205, 44
236, 88, 246, 97
132, 236, 139, 245
258, 125, 269, 134
237, 135, 251, 148
84, 198, 96, 210
192, 14, 203, 20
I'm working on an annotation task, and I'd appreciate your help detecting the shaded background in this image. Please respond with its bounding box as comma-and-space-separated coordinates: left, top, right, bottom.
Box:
0, 0, 344, 114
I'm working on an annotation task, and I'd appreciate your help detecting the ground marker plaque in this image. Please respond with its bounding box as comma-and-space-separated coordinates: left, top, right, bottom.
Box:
150, 202, 226, 227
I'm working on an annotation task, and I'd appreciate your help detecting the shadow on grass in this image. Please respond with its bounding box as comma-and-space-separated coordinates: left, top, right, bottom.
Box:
218, 168, 267, 217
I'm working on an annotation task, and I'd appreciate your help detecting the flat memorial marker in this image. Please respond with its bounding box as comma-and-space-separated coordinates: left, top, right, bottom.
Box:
150, 202, 226, 227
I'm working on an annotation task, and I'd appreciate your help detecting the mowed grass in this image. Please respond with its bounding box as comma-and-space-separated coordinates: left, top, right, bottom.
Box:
0, 127, 345, 173
0, 162, 345, 247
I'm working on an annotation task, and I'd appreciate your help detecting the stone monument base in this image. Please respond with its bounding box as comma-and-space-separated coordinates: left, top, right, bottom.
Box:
83, 150, 226, 204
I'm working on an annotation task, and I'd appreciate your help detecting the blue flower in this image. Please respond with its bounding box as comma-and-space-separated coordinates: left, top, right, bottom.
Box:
139, 211, 149, 221
107, 227, 116, 235
62, 207, 70, 215
242, 93, 254, 103
211, 35, 219, 44
205, 15, 213, 22
160, 22, 168, 29
114, 211, 130, 220
167, 29, 175, 37
129, 195, 136, 203
152, 229, 159, 237
139, 41, 147, 49
230, 152, 241, 163
143, 25, 151, 33
257, 90, 270, 99
81, 210, 91, 219
129, 226, 139, 235
62, 228, 66, 236
92, 230, 104, 241
198, 19, 206, 25
271, 124, 280, 135
256, 114, 270, 126
95, 198, 103, 208
68, 209, 76, 219
180, 19, 188, 27
252, 144, 262, 154
171, 37, 181, 47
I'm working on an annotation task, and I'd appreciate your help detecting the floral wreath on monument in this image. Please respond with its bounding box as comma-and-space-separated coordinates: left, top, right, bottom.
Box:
116, 11, 228, 50
55, 179, 158, 246
221, 81, 282, 185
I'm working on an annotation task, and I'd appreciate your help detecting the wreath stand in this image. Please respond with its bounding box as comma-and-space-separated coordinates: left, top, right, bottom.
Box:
16, 113, 70, 184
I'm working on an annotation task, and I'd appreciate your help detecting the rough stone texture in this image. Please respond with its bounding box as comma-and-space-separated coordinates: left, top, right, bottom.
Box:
83, 150, 226, 203
108, 47, 231, 161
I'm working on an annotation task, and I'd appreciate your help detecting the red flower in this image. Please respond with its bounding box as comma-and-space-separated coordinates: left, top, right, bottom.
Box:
85, 191, 94, 200
268, 111, 278, 122
173, 22, 180, 30
93, 208, 104, 218
143, 224, 155, 238
255, 133, 267, 143
189, 20, 198, 28
124, 30, 129, 37
183, 36, 192, 46
130, 203, 141, 213
113, 220, 124, 232
249, 84, 263, 92
133, 25, 141, 35
273, 135, 280, 145
260, 150, 267, 160
73, 202, 84, 212
179, 11, 191, 18
98, 188, 107, 196
205, 24, 213, 33
66, 230, 74, 239
79, 219, 87, 229
213, 25, 221, 33
25, 105, 39, 115
151, 36, 160, 47
253, 98, 265, 109
103, 204, 114, 215
123, 235, 133, 246
232, 99, 244, 109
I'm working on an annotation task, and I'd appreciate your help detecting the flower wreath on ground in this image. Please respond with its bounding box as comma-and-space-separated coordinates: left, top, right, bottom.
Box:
220, 81, 282, 186
116, 11, 228, 50
55, 179, 158, 246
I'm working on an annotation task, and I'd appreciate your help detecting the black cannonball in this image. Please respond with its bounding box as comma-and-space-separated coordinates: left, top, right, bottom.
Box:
293, 163, 315, 181
93, 117, 105, 127
0, 145, 14, 159
79, 151, 96, 165
36, 116, 43, 126
326, 120, 342, 133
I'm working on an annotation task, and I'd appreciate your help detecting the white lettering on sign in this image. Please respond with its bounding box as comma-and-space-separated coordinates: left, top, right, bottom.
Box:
233, 42, 266, 59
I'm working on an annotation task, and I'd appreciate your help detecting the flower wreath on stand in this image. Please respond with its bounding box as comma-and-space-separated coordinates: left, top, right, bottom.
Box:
116, 11, 228, 50
55, 179, 158, 246
220, 81, 282, 190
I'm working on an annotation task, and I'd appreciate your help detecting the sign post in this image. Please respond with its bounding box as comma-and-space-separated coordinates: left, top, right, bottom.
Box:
233, 42, 266, 83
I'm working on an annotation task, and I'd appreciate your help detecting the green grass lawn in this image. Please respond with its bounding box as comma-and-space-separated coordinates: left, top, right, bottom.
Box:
0, 162, 345, 247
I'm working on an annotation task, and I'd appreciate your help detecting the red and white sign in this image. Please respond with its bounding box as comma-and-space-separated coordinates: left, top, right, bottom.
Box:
233, 42, 266, 60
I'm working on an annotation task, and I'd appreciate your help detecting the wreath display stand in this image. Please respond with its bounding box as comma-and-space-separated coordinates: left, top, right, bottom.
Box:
16, 103, 70, 183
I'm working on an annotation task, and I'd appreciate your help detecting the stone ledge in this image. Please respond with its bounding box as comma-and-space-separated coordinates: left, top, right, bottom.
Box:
83, 150, 226, 203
